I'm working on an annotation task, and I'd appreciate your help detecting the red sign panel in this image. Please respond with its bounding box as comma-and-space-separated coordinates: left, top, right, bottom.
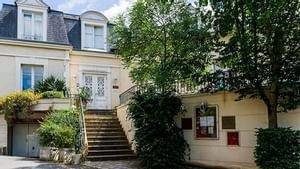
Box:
227, 132, 239, 146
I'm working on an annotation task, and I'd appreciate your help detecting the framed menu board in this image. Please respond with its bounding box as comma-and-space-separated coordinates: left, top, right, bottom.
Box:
195, 106, 218, 139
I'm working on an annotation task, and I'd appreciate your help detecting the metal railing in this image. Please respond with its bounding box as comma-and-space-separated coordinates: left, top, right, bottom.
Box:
78, 96, 88, 155
119, 82, 207, 105
70, 94, 88, 156
119, 78, 230, 105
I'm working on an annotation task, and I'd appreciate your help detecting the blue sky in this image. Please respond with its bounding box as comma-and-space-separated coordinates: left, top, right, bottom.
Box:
0, 0, 135, 19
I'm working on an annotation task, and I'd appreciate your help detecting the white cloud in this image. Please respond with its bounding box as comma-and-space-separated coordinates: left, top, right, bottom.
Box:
103, 0, 136, 20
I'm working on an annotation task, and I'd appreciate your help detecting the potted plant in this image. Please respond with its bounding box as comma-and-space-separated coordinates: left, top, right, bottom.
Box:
37, 120, 56, 161
77, 87, 91, 109
37, 109, 79, 163
72, 130, 82, 165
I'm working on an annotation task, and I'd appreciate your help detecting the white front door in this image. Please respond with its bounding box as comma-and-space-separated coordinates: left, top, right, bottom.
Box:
83, 73, 110, 109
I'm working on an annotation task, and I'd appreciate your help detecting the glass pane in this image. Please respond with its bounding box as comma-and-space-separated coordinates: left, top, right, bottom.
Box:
95, 35, 104, 49
85, 34, 93, 48
34, 14, 43, 40
96, 76, 105, 96
94, 27, 103, 36
196, 107, 217, 138
84, 76, 93, 97
22, 65, 32, 90
34, 66, 44, 86
24, 13, 32, 39
34, 14, 42, 22
85, 25, 93, 34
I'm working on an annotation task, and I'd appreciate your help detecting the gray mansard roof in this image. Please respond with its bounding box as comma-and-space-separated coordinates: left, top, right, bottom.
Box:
0, 3, 113, 51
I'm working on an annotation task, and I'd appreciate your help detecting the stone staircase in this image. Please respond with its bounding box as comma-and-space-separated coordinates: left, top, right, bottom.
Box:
85, 110, 135, 161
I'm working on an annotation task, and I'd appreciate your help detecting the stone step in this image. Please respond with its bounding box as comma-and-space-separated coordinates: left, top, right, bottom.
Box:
86, 154, 136, 161
85, 117, 118, 121
88, 149, 133, 156
85, 110, 113, 116
86, 128, 124, 132
88, 144, 130, 150
87, 135, 126, 140
86, 123, 121, 128
85, 119, 119, 123
87, 131, 125, 136
85, 112, 135, 161
88, 140, 129, 145
85, 120, 120, 123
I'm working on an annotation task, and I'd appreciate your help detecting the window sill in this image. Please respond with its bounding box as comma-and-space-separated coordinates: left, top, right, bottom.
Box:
82, 47, 107, 53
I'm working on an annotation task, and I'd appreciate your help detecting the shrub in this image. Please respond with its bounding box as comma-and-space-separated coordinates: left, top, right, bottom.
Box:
38, 109, 79, 148
128, 90, 189, 169
0, 91, 40, 119
34, 75, 67, 95
255, 128, 300, 169
41, 91, 64, 99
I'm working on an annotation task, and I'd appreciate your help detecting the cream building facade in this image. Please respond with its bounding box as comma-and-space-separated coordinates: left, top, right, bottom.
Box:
0, 0, 299, 166
117, 92, 300, 166
0, 0, 133, 156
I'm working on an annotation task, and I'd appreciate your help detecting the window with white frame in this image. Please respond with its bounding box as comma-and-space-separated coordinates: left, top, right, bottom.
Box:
84, 24, 104, 50
23, 12, 43, 41
21, 65, 44, 90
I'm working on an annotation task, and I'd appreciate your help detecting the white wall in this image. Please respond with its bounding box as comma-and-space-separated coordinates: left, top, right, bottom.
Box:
116, 91, 300, 164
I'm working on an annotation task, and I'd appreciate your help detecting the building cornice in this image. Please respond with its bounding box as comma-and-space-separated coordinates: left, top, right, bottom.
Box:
0, 38, 72, 50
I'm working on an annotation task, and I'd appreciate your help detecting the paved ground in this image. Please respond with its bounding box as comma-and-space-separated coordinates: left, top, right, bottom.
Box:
0, 156, 203, 169
0, 156, 92, 169
85, 160, 203, 169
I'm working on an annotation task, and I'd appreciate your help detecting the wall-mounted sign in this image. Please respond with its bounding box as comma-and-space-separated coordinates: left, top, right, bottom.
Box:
222, 116, 236, 129
196, 106, 218, 139
227, 131, 239, 146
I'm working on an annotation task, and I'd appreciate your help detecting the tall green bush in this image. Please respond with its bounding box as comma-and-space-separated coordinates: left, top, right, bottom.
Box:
38, 109, 79, 148
255, 128, 300, 169
128, 90, 189, 169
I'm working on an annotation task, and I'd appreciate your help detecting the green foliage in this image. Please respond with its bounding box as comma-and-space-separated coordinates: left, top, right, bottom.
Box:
111, 0, 212, 89
75, 87, 91, 109
128, 90, 189, 169
255, 128, 300, 169
78, 87, 91, 103
0, 91, 40, 119
202, 0, 300, 127
38, 109, 79, 148
34, 75, 67, 95
41, 91, 64, 99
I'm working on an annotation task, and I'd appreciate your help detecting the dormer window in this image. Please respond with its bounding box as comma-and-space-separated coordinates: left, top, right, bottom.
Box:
23, 12, 43, 41
81, 11, 108, 52
16, 0, 48, 42
84, 24, 104, 50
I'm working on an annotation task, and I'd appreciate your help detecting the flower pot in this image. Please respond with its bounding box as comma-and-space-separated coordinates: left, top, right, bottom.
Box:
72, 153, 81, 165
59, 148, 74, 164
39, 147, 52, 161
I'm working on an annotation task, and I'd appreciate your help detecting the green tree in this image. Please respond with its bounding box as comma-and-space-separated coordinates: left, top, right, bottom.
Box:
202, 0, 300, 128
111, 0, 212, 90
111, 1, 212, 168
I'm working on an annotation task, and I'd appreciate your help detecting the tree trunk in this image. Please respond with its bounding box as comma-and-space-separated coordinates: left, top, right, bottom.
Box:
267, 104, 278, 128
